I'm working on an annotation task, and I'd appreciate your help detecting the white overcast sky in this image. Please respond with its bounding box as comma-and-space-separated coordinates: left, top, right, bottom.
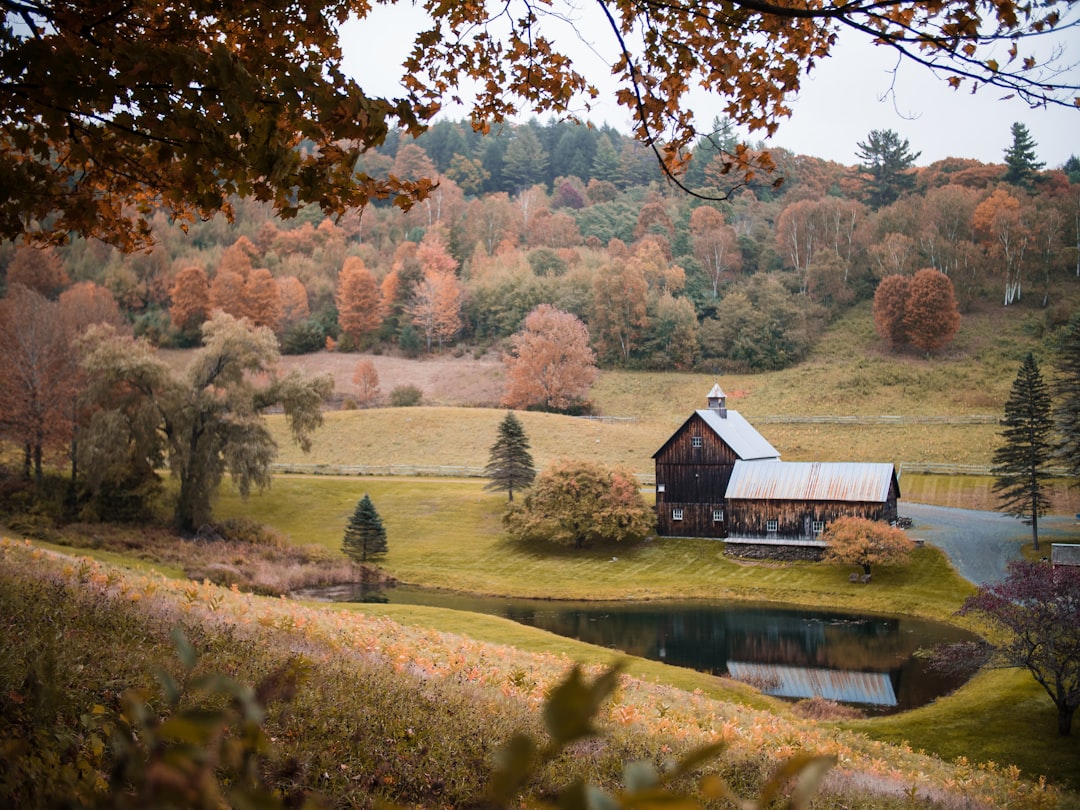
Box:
341, 4, 1079, 169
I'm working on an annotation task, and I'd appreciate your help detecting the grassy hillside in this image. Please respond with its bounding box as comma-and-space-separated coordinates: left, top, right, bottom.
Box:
4, 540, 1074, 808
267, 301, 1080, 511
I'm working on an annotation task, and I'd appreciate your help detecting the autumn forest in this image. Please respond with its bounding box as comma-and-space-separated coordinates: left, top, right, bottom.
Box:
2, 117, 1078, 388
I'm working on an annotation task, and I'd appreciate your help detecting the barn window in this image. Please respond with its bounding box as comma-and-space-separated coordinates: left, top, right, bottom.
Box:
691, 435, 703, 448
766, 519, 778, 533
713, 510, 724, 522
672, 508, 684, 521
811, 520, 825, 535
657, 483, 665, 493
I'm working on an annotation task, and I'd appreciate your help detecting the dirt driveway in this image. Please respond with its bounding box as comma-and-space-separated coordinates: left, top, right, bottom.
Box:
904, 502, 1080, 585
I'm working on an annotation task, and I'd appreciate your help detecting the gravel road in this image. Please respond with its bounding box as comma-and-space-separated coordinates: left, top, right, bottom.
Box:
901, 502, 1080, 585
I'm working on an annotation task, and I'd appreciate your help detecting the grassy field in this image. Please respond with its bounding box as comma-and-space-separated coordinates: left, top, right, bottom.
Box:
208, 474, 1080, 796
8, 299, 1080, 805
213, 477, 976, 620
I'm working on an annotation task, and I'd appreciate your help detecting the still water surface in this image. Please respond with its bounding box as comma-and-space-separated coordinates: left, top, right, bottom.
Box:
301, 583, 977, 715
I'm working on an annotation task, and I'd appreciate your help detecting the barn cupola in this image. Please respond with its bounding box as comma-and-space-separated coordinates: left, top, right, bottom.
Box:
706, 383, 728, 418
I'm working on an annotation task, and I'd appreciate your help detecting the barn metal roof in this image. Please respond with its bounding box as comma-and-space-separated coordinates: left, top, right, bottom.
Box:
726, 461, 897, 503
726, 662, 897, 705
696, 409, 781, 461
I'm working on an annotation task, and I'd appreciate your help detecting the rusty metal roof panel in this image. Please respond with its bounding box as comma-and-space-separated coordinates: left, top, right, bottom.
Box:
696, 409, 781, 461
726, 461, 896, 503
726, 662, 897, 705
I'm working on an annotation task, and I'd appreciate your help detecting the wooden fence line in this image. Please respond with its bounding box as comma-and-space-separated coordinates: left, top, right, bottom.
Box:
897, 462, 1070, 478
271, 462, 1071, 482
271, 463, 487, 478
757, 415, 1000, 425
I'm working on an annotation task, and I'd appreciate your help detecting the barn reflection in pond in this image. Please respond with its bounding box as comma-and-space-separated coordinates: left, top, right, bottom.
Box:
302, 584, 976, 714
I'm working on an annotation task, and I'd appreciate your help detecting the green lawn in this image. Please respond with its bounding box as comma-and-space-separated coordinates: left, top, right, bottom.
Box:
214, 476, 975, 621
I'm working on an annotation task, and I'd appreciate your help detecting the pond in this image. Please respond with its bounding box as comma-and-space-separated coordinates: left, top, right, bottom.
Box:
298, 583, 978, 715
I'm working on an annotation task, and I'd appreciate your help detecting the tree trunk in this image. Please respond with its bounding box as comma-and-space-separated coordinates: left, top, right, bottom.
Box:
1059, 704, 1074, 736
1030, 473, 1040, 551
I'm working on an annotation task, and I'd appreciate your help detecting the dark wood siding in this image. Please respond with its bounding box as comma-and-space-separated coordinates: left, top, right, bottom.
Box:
654, 413, 739, 518
656, 502, 727, 537
726, 497, 898, 538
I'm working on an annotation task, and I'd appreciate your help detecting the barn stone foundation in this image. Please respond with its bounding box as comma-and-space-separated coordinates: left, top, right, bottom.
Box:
723, 541, 825, 562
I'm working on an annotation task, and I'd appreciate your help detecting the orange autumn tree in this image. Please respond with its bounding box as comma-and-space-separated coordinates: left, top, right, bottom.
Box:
209, 239, 255, 321
277, 276, 311, 331
335, 257, 383, 349
973, 188, 1033, 306
408, 230, 462, 352
690, 206, 741, 299
244, 268, 283, 331
169, 266, 211, 335
408, 269, 463, 352
822, 516, 916, 579
4, 0, 1070, 250
503, 460, 654, 549
502, 304, 598, 412
591, 256, 649, 366
352, 359, 381, 407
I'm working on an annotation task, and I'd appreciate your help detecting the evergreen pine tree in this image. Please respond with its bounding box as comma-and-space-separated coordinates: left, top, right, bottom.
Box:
854, 129, 920, 208
484, 411, 536, 502
1064, 155, 1080, 185
502, 127, 550, 190
992, 352, 1055, 550
342, 494, 388, 563
1054, 315, 1080, 481
1003, 122, 1045, 188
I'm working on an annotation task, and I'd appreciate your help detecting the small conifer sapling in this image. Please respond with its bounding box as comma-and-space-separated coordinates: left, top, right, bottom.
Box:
342, 494, 388, 562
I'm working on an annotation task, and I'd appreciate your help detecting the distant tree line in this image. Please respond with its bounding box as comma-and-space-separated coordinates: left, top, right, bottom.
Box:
1, 120, 1078, 383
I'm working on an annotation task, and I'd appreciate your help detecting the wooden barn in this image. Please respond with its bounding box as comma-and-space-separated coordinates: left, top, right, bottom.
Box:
653, 385, 900, 548
724, 461, 900, 538
652, 384, 780, 537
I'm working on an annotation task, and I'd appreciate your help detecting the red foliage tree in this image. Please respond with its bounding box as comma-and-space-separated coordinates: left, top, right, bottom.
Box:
959, 560, 1080, 735
0, 286, 76, 481
7, 245, 70, 298
872, 274, 911, 350
903, 268, 961, 353
502, 304, 597, 411
58, 282, 126, 335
